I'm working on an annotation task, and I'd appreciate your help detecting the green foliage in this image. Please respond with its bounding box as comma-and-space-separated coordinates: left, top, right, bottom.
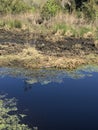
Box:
30, 6, 36, 13
0, 0, 11, 14
11, 0, 30, 14
95, 0, 98, 5
53, 23, 77, 36
40, 0, 61, 20
1, 20, 22, 29
54, 24, 68, 33
0, 21, 5, 27
9, 20, 22, 28
53, 23, 95, 38
0, 94, 31, 130
79, 27, 92, 37
82, 1, 96, 21
0, 0, 30, 14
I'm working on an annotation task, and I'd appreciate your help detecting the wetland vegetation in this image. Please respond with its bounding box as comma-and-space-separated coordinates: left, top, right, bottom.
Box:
0, 1, 98, 129
0, 67, 98, 130
0, 94, 31, 130
0, 0, 98, 69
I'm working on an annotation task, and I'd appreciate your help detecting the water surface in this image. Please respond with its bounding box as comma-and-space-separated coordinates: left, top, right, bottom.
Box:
0, 66, 98, 130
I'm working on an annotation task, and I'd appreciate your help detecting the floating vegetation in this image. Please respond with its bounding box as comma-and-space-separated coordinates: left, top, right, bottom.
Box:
0, 94, 31, 130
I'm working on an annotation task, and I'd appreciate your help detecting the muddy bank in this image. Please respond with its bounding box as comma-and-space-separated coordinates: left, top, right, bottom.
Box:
0, 29, 98, 70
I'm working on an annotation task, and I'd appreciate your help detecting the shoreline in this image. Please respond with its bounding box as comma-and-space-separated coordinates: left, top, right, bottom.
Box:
0, 29, 98, 70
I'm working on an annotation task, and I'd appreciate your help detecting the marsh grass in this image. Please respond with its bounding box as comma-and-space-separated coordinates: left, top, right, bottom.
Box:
4, 20, 22, 29
0, 10, 98, 39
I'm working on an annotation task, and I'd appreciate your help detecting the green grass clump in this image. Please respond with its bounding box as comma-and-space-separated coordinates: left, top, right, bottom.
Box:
0, 20, 22, 29
54, 24, 69, 33
78, 27, 92, 37
53, 23, 95, 38
0, 21, 5, 27
12, 20, 22, 28
53, 24, 78, 37
5, 20, 22, 29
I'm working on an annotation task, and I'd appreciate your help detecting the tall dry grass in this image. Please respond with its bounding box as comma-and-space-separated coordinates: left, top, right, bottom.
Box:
0, 11, 98, 39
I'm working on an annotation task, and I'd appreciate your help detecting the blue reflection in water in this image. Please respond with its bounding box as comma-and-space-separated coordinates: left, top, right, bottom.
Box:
0, 67, 98, 130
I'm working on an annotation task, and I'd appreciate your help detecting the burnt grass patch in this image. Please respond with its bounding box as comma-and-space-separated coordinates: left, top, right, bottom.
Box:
0, 29, 98, 58
0, 30, 98, 69
34, 37, 97, 57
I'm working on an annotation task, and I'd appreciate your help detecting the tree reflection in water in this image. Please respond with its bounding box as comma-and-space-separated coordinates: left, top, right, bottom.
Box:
24, 80, 33, 91
0, 65, 98, 91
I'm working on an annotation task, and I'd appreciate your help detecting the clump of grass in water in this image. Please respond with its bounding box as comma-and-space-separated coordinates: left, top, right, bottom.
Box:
0, 94, 31, 130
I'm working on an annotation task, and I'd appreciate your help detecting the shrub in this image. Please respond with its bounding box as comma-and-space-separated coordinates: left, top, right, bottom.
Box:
11, 0, 30, 14
0, 0, 12, 14
0, 0, 30, 14
40, 0, 61, 20
81, 1, 96, 21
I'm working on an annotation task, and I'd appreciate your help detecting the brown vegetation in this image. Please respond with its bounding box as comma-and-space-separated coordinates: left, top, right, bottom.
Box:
0, 0, 98, 70
0, 29, 98, 70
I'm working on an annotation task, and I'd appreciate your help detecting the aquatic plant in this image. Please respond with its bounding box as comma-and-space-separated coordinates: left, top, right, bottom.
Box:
0, 94, 31, 130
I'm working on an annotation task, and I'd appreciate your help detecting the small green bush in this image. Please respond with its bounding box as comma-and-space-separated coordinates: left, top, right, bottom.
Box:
0, 0, 30, 14
11, 0, 30, 14
40, 0, 61, 20
82, 1, 96, 21
0, 0, 11, 14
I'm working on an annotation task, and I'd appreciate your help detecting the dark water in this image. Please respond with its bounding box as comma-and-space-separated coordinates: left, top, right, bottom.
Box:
0, 67, 98, 130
